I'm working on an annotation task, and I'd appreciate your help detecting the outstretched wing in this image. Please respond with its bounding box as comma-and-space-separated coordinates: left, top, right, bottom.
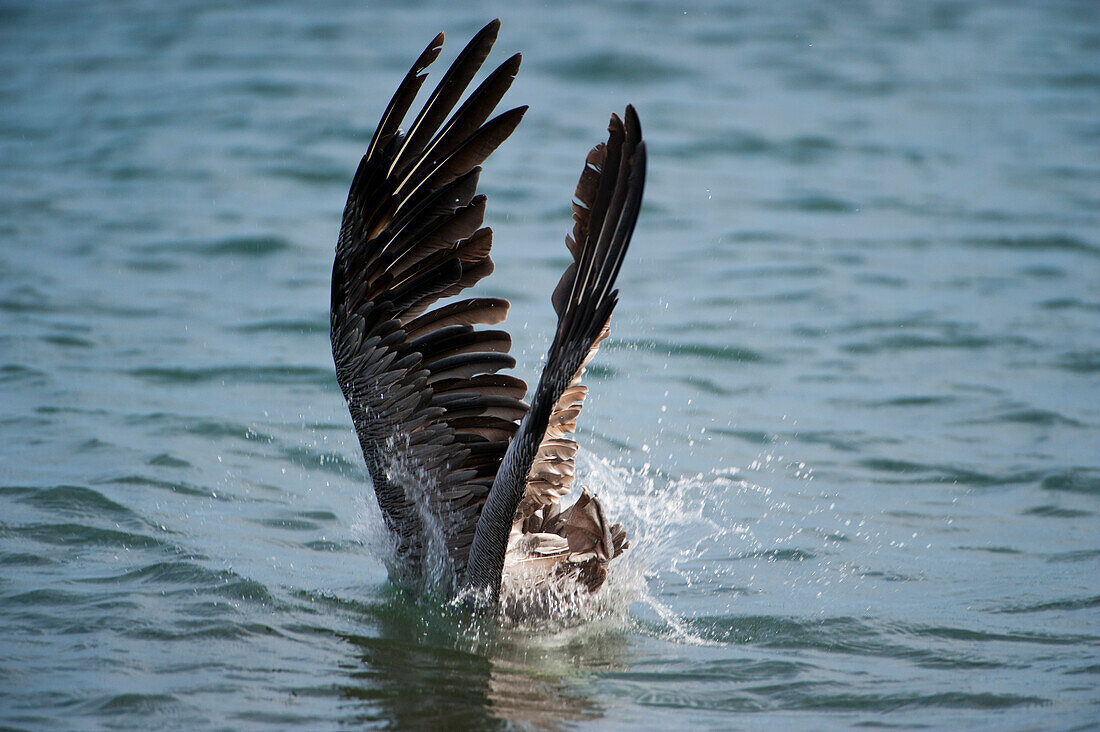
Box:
464, 107, 647, 600
516, 121, 642, 521
331, 20, 528, 580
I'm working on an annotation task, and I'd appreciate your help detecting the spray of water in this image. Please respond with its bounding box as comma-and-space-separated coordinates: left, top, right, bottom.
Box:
352, 443, 789, 643
572, 455, 761, 644
350, 432, 461, 595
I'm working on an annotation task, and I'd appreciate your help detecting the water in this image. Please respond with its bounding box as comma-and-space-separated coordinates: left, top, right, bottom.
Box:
2, 0, 1098, 728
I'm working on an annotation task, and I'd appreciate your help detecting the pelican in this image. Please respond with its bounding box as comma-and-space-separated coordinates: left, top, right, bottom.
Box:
330, 19, 645, 612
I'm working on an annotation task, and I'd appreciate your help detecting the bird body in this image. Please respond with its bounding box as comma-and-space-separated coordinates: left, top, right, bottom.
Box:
330, 19, 645, 613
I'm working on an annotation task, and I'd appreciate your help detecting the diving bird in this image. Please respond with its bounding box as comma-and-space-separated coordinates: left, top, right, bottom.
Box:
330, 19, 646, 610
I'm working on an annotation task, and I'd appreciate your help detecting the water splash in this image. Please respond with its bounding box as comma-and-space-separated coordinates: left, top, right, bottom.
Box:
351, 489, 396, 570
576, 455, 772, 644
351, 443, 798, 646
350, 432, 460, 595
350, 440, 796, 643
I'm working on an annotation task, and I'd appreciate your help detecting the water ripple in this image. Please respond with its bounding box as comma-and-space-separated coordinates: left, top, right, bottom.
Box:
9, 523, 170, 551
129, 364, 332, 386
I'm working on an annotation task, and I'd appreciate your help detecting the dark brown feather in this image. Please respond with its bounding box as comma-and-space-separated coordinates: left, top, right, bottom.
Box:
392, 20, 501, 179
330, 20, 527, 582
404, 297, 509, 340
463, 105, 645, 601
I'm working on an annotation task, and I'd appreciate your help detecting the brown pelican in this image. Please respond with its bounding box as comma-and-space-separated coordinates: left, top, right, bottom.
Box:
330, 19, 645, 612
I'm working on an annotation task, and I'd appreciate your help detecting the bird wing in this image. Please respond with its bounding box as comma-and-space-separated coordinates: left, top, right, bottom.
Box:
331, 20, 528, 581
463, 107, 646, 600
512, 152, 617, 523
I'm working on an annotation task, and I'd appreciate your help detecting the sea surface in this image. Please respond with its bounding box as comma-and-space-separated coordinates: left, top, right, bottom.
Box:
2, 1, 1099, 729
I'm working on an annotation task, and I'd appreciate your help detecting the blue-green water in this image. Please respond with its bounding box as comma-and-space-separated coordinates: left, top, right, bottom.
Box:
2, 1, 1099, 728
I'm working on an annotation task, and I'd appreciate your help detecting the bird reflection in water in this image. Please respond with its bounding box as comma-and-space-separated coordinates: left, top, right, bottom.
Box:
334, 588, 630, 728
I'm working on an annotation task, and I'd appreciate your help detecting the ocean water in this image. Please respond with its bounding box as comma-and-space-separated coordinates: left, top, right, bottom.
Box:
2, 0, 1099, 728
